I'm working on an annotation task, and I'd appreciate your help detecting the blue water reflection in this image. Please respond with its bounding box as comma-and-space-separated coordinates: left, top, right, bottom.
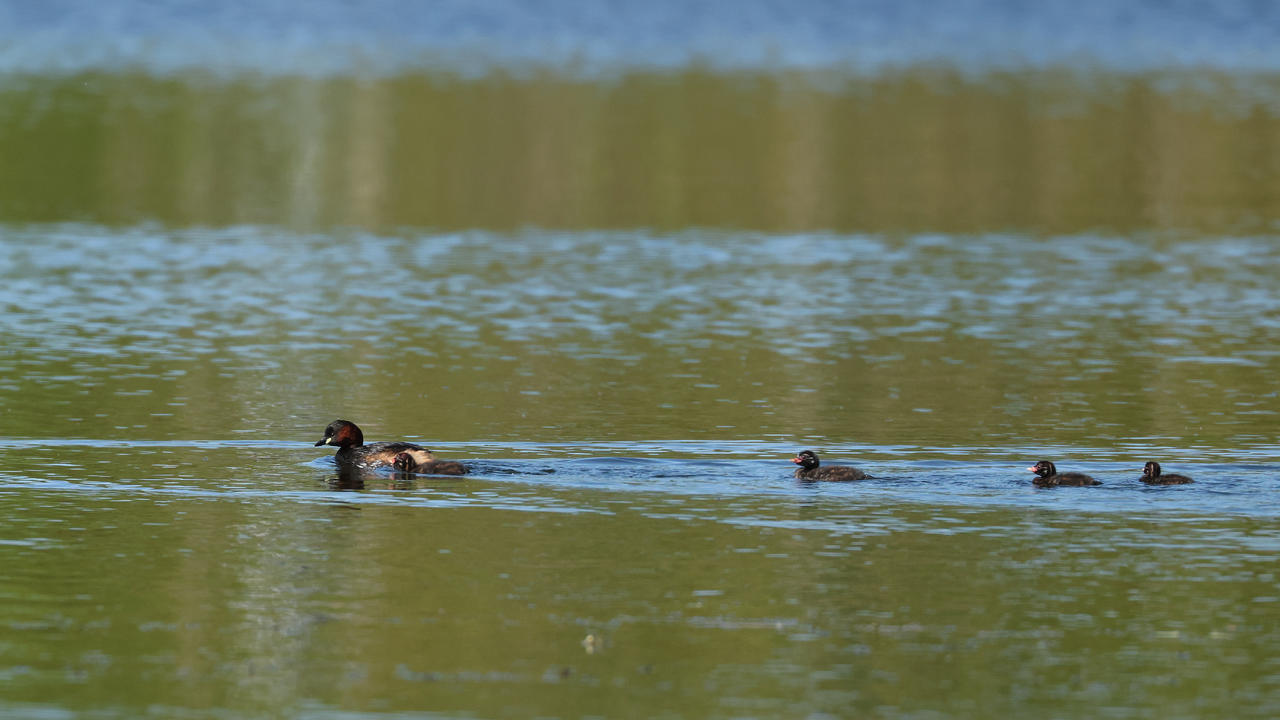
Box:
2, 0, 1280, 75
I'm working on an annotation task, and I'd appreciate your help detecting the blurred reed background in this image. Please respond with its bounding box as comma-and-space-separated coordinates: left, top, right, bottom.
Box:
2, 69, 1277, 233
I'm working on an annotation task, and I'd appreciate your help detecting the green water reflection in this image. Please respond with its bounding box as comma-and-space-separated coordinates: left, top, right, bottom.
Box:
3, 62, 1280, 720
2, 472, 1278, 718
2, 231, 1278, 451
2, 68, 1278, 233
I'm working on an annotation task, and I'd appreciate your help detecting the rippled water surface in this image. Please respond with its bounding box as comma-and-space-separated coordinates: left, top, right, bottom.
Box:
4, 229, 1278, 449
3, 1, 1280, 718
3, 228, 1279, 719
5, 0, 1280, 74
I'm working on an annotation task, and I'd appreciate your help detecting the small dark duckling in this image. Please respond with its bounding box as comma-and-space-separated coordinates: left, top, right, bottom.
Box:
1141, 461, 1193, 485
792, 450, 869, 481
314, 419, 435, 469
1028, 460, 1100, 487
392, 451, 468, 476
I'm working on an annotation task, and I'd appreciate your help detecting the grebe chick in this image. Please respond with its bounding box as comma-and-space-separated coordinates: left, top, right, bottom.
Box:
792, 450, 869, 482
1141, 461, 1193, 485
392, 452, 468, 476
1028, 460, 1100, 487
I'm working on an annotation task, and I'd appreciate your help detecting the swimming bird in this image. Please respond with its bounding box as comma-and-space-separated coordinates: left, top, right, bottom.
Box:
391, 451, 468, 476
314, 419, 435, 469
1027, 460, 1100, 487
1141, 461, 1193, 485
792, 450, 869, 481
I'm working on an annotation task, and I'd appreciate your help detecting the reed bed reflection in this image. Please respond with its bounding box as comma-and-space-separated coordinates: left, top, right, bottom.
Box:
2, 68, 1277, 233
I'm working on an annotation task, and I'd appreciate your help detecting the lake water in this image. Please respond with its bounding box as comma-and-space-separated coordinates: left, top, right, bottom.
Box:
2, 2, 1280, 719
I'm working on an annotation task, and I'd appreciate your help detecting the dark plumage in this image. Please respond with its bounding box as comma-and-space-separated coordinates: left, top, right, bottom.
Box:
1141, 461, 1193, 485
792, 450, 869, 482
392, 452, 469, 476
1028, 460, 1100, 487
314, 419, 436, 469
